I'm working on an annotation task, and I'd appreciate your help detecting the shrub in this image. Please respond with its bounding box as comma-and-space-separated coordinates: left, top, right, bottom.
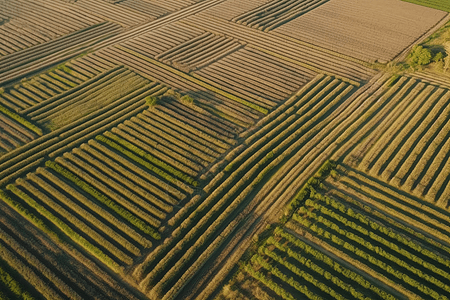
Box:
145, 96, 158, 107
433, 52, 445, 63
180, 95, 195, 105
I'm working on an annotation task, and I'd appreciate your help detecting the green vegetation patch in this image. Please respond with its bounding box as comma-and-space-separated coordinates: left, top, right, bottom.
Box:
401, 0, 450, 12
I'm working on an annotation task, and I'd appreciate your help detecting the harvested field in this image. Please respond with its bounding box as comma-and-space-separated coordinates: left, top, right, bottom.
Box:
156, 33, 243, 72
411, 71, 450, 89
0, 95, 238, 280
121, 21, 205, 58
274, 0, 448, 62
344, 76, 450, 207
0, 0, 102, 57
95, 45, 270, 123
232, 0, 329, 32
194, 0, 273, 21
194, 47, 315, 102
182, 14, 376, 81
0, 22, 123, 86
1, 0, 450, 299
26, 66, 150, 130
73, 0, 152, 27
117, 0, 171, 18
0, 53, 117, 112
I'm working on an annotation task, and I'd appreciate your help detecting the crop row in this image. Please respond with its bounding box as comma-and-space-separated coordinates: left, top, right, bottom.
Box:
328, 168, 450, 247
0, 188, 144, 300
0, 256, 36, 300
0, 104, 41, 154
272, 228, 397, 299
295, 194, 450, 299
0, 22, 123, 86
0, 0, 101, 57
73, 0, 152, 27
132, 75, 357, 299
347, 76, 450, 204
0, 92, 235, 280
94, 45, 264, 125
0, 53, 117, 112
194, 46, 314, 103
0, 79, 166, 186
303, 198, 450, 282
31, 67, 150, 130
232, 0, 329, 32
180, 14, 375, 82
156, 31, 243, 71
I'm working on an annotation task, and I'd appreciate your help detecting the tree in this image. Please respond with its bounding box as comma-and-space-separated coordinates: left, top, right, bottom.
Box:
408, 45, 432, 67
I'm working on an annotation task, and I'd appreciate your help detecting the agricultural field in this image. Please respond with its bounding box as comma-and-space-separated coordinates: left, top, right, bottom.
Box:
219, 162, 450, 300
273, 0, 448, 62
0, 0, 450, 299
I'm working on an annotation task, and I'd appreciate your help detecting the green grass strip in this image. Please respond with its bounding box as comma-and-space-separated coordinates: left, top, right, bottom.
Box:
4, 185, 121, 273
45, 161, 161, 240
0, 105, 42, 136
96, 135, 182, 188
115, 45, 269, 114
0, 260, 35, 300
104, 132, 198, 186
401, 0, 450, 12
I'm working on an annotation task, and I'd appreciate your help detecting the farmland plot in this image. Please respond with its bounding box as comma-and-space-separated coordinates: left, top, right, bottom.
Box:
156, 33, 243, 72
232, 0, 329, 32
146, 0, 205, 12
25, 66, 149, 130
0, 53, 118, 112
191, 0, 273, 21
0, 0, 102, 57
0, 95, 237, 279
74, 0, 152, 27
133, 75, 400, 299
182, 14, 376, 82
1, 0, 450, 298
344, 76, 450, 208
221, 163, 450, 300
121, 21, 205, 58
0, 80, 167, 187
273, 0, 448, 62
95, 45, 270, 125
0, 22, 123, 86
193, 47, 316, 102
0, 200, 140, 300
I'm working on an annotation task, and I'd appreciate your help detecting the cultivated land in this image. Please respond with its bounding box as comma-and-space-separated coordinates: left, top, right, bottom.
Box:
0, 0, 449, 300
